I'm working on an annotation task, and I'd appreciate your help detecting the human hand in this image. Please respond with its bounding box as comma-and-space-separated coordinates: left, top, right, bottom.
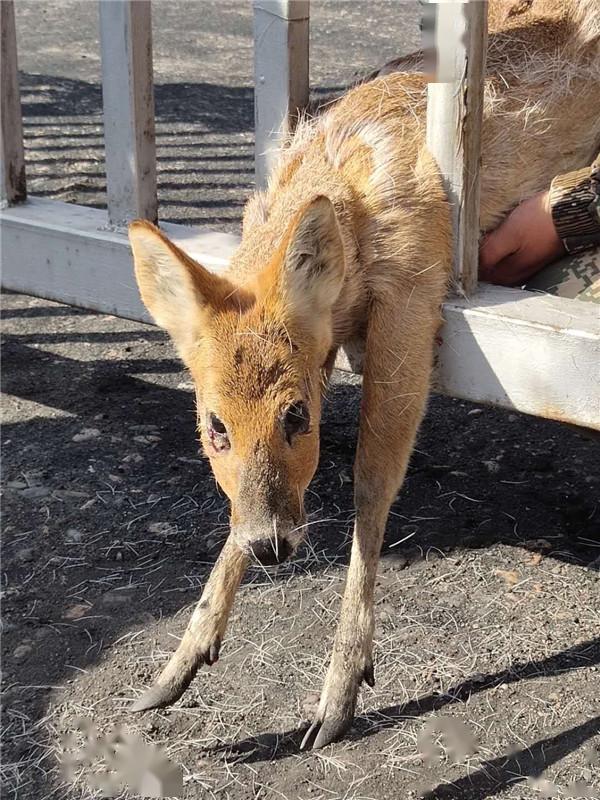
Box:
479, 190, 565, 286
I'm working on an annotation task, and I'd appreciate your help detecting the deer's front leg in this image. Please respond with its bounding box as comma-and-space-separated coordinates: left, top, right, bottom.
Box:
132, 537, 249, 711
301, 293, 440, 749
300, 505, 385, 749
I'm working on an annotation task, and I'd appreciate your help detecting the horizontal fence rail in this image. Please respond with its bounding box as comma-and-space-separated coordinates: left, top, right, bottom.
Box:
2, 197, 599, 430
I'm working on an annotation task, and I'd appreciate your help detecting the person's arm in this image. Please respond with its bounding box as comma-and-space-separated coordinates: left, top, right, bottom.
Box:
550, 154, 600, 254
479, 155, 600, 286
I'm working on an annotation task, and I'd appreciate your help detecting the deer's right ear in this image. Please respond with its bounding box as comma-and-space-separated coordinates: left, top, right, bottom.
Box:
129, 221, 232, 358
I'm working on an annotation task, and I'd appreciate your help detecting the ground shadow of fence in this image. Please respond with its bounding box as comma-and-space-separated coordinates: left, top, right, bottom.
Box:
18, 72, 344, 229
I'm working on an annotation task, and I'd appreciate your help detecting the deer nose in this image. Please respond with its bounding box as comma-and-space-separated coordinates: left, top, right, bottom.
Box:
250, 537, 292, 565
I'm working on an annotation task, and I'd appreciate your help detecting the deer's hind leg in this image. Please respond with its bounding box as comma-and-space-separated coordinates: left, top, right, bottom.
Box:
302, 288, 442, 749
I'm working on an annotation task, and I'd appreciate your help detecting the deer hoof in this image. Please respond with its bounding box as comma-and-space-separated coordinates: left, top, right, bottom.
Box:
132, 636, 222, 712
131, 681, 185, 712
300, 712, 353, 750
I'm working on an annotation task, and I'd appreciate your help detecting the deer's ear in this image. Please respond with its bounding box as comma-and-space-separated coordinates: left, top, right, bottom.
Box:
129, 221, 234, 358
281, 195, 346, 320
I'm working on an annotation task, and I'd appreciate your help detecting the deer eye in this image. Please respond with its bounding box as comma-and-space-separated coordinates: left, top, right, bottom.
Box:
283, 401, 310, 443
207, 413, 230, 451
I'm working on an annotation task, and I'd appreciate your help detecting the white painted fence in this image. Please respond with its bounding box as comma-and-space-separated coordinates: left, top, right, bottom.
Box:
1, 0, 598, 429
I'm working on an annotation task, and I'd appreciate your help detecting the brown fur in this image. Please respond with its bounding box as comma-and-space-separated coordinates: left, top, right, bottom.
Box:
128, 0, 599, 747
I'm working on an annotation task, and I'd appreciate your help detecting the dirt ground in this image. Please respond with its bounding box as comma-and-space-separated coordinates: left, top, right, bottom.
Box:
2, 2, 600, 799
2, 289, 600, 800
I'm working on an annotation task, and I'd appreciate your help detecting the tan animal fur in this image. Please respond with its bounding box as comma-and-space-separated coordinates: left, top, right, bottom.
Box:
128, 0, 600, 749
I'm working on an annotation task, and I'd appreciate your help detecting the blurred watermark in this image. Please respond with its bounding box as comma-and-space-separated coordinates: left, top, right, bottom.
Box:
59, 713, 598, 797
421, 1, 479, 82
60, 717, 183, 798
417, 715, 599, 798
417, 716, 478, 764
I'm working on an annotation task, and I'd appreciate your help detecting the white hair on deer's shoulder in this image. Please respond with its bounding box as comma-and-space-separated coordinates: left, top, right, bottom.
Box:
322, 115, 367, 171
354, 121, 401, 209
569, 0, 600, 45
242, 190, 269, 230
280, 110, 320, 157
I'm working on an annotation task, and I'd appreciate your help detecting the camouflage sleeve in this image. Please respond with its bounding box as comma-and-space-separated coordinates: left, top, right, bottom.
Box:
525, 154, 600, 303
549, 153, 600, 254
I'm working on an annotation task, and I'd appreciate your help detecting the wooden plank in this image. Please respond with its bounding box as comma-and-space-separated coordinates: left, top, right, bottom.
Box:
99, 0, 157, 225
2, 198, 598, 429
0, 198, 238, 321
0, 0, 26, 206
426, 0, 488, 296
436, 286, 600, 430
252, 0, 310, 189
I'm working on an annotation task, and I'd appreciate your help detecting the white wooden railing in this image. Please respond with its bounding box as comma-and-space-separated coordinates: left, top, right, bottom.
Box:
1, 0, 598, 429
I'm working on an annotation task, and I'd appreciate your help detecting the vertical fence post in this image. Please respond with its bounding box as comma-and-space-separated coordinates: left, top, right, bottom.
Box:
0, 0, 26, 207
99, 0, 157, 226
426, 1, 488, 296
253, 0, 309, 190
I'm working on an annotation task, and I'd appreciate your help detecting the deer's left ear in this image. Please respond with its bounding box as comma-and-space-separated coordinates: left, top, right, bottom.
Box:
129, 220, 241, 361
281, 195, 346, 319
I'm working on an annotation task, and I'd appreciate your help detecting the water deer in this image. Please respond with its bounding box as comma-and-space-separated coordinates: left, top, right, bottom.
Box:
128, 0, 599, 748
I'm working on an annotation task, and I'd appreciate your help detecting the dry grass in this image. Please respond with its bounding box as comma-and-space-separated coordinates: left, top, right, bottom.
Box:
4, 528, 599, 799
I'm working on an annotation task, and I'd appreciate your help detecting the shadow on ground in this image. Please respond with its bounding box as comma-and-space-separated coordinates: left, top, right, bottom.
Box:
209, 636, 600, 762
19, 72, 344, 229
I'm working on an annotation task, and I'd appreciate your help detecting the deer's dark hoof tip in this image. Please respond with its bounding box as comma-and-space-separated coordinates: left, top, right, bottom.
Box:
131, 683, 179, 712
300, 714, 352, 750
